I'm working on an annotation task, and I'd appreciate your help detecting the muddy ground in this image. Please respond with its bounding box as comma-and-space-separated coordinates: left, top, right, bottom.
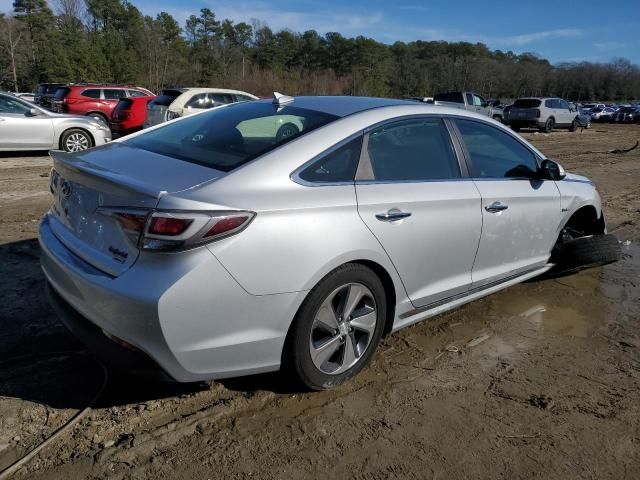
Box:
1, 125, 639, 479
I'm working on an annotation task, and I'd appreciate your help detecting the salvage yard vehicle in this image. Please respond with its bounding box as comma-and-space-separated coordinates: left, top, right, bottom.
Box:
509, 97, 584, 133
0, 91, 111, 152
611, 106, 640, 123
34, 82, 65, 109
144, 88, 257, 128
432, 91, 503, 122
51, 84, 154, 125
110, 95, 156, 137
40, 95, 619, 390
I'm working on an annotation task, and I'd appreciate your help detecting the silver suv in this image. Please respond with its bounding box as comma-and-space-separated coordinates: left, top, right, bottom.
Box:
509, 97, 579, 133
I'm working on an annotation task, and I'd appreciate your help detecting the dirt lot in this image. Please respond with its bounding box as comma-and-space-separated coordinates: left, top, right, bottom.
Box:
1, 125, 639, 479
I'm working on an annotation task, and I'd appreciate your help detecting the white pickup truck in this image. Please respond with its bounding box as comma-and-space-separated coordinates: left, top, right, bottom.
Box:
431, 91, 503, 122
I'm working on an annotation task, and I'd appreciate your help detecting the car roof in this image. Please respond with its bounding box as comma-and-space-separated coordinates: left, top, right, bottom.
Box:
252, 96, 420, 117
179, 88, 256, 96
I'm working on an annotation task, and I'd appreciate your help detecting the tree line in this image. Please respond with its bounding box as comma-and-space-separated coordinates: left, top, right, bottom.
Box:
1, 0, 639, 102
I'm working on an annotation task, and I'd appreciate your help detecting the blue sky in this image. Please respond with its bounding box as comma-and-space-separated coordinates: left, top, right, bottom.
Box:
2, 0, 638, 64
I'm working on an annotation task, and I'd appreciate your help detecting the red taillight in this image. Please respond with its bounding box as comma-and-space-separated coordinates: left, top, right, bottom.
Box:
205, 216, 249, 237
148, 217, 193, 235
112, 213, 146, 232
100, 208, 255, 252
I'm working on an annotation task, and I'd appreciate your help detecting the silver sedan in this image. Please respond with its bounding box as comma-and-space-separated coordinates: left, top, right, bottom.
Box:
0, 92, 111, 152
40, 95, 605, 389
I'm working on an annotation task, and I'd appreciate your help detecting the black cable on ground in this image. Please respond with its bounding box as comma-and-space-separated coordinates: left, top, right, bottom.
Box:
0, 351, 108, 480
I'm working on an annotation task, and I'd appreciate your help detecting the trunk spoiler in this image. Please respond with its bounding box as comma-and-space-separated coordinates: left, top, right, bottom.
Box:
50, 150, 167, 201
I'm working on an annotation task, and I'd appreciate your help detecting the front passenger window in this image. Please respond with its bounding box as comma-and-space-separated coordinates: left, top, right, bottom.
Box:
455, 118, 538, 179
365, 118, 460, 182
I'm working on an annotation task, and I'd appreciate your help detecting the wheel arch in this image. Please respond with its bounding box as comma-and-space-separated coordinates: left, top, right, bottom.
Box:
556, 205, 606, 244
58, 127, 95, 150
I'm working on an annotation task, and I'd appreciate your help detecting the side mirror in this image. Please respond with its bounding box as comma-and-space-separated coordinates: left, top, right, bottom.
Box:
539, 159, 566, 181
28, 107, 42, 116
492, 99, 501, 107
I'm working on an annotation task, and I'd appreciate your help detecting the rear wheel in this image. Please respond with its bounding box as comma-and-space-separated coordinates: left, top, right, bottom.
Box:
541, 117, 555, 133
60, 128, 93, 152
285, 264, 386, 390
276, 122, 299, 142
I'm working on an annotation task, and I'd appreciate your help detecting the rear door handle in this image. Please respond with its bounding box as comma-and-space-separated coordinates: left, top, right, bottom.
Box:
376, 209, 412, 222
485, 201, 509, 213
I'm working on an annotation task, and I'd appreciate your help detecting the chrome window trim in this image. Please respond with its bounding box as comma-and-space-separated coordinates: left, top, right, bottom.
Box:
289, 131, 364, 187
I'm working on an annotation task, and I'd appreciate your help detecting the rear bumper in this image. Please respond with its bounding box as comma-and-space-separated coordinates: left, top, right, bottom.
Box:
509, 119, 545, 128
39, 215, 304, 382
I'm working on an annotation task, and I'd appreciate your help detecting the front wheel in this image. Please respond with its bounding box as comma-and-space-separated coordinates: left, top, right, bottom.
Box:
60, 129, 93, 152
285, 264, 386, 390
550, 234, 621, 276
569, 120, 578, 132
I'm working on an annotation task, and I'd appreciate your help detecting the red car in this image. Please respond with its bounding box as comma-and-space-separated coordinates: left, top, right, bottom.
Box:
110, 96, 156, 137
52, 84, 154, 125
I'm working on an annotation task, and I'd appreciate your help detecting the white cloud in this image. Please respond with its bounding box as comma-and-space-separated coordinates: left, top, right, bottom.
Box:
594, 41, 626, 50
493, 29, 582, 47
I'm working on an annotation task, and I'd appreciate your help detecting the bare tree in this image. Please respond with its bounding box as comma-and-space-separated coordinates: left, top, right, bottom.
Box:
0, 16, 25, 92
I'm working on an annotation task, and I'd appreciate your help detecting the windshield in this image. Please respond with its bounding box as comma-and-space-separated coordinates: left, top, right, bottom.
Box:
126, 101, 339, 172
513, 99, 541, 108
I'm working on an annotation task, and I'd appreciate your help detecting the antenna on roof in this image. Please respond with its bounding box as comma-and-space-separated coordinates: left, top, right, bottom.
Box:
273, 92, 294, 106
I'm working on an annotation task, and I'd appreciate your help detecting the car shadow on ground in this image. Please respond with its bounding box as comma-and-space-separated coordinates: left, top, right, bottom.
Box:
0, 151, 50, 158
0, 238, 299, 411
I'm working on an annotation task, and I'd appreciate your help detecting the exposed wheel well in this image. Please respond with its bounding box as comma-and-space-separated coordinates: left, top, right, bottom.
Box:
59, 128, 95, 150
563, 206, 605, 237
351, 260, 397, 336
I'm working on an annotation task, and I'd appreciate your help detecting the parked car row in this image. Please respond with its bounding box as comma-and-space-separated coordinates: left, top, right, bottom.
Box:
1, 83, 259, 150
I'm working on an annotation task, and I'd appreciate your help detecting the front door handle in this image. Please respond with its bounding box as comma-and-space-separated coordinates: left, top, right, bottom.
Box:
485, 201, 509, 213
376, 209, 412, 222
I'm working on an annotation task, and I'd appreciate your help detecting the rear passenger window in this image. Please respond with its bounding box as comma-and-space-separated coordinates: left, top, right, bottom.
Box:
185, 93, 214, 109
366, 118, 460, 181
128, 90, 146, 97
81, 89, 100, 98
455, 118, 538, 179
211, 94, 234, 105
298, 137, 363, 183
104, 89, 126, 100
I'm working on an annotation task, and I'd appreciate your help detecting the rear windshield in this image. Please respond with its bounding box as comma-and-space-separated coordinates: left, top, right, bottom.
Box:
38, 84, 63, 95
434, 92, 463, 103
54, 87, 70, 99
513, 99, 541, 108
151, 90, 183, 107
125, 101, 339, 172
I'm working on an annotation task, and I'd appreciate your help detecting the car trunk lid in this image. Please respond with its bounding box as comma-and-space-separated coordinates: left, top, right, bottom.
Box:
48, 143, 225, 276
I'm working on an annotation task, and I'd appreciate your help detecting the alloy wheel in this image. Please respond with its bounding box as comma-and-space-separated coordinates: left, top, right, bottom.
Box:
65, 133, 90, 152
309, 282, 377, 375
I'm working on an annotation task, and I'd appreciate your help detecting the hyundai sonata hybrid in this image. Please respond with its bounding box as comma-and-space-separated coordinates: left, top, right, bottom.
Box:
40, 94, 611, 389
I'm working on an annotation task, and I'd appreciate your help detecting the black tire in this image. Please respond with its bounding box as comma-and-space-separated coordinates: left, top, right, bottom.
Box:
492, 115, 502, 123
276, 122, 300, 142
569, 120, 578, 132
284, 263, 387, 390
87, 112, 108, 125
60, 128, 94, 152
511, 123, 521, 132
541, 117, 555, 133
551, 234, 621, 275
